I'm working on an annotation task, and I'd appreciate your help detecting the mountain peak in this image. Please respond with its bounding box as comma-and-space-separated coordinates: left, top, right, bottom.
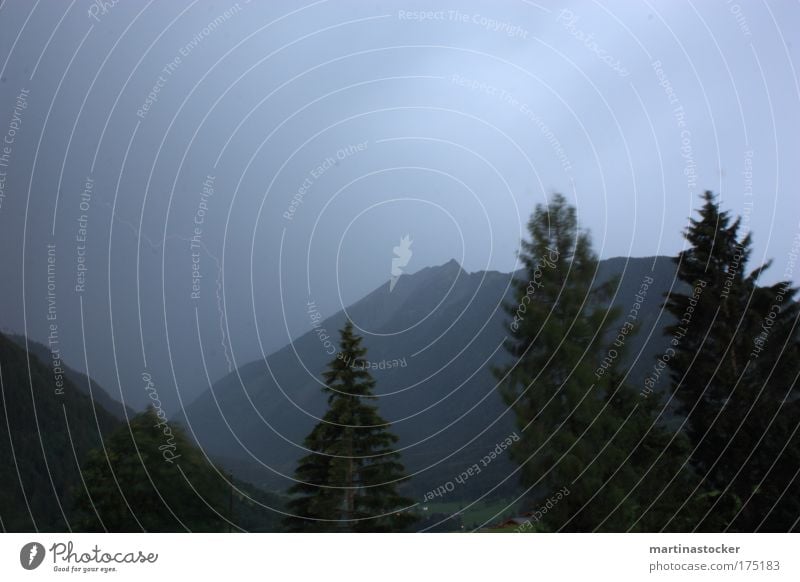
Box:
411, 258, 465, 278
380, 258, 466, 298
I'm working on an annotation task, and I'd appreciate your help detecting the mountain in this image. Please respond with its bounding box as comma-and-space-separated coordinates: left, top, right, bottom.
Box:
0, 331, 121, 531
177, 256, 682, 500
7, 334, 135, 421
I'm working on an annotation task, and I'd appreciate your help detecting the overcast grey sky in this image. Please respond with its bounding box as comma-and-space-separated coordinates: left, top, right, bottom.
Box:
1, 0, 798, 408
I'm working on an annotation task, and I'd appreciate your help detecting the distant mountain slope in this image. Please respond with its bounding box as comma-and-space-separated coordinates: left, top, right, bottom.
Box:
8, 334, 135, 421
178, 256, 681, 500
0, 332, 121, 531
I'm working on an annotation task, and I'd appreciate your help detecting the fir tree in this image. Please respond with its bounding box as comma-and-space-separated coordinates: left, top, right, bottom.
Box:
284, 321, 416, 532
664, 191, 800, 531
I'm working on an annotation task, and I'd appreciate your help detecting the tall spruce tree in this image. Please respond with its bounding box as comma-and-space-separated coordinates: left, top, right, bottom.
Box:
664, 191, 800, 531
495, 194, 692, 531
284, 321, 416, 532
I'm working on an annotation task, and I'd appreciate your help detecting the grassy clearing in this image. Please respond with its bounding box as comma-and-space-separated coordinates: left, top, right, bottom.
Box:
422, 498, 521, 530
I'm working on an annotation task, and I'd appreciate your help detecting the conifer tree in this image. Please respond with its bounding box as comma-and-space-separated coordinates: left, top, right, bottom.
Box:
495, 194, 691, 531
664, 191, 800, 531
284, 321, 416, 532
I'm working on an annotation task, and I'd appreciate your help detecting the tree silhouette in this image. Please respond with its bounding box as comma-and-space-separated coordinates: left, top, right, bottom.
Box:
664, 191, 800, 531
284, 321, 416, 532
72, 407, 229, 532
495, 193, 691, 531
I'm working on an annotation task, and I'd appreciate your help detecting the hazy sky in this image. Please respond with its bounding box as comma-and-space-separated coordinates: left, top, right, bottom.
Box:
1, 0, 798, 408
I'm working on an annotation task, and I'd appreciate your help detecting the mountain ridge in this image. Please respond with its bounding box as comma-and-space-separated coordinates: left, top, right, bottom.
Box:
177, 255, 682, 497
0, 331, 122, 531
7, 334, 134, 421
